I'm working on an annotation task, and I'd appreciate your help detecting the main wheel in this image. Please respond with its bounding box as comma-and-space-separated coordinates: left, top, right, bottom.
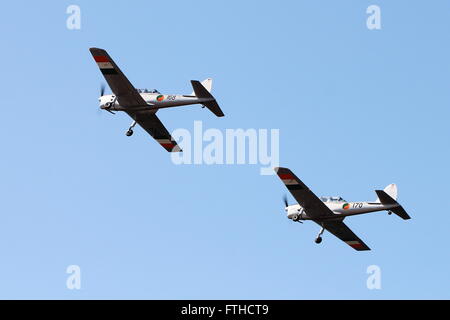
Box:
315, 237, 322, 244
126, 129, 133, 137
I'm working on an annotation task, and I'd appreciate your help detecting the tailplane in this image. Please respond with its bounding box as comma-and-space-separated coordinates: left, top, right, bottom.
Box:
375, 188, 411, 220
191, 79, 224, 117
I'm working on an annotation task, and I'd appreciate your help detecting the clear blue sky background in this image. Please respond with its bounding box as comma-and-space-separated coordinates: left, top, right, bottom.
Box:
0, 0, 448, 299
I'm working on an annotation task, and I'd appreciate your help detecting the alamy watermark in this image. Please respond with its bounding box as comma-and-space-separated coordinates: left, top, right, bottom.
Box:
366, 5, 381, 30
366, 265, 382, 290
170, 121, 279, 175
66, 5, 81, 30
66, 265, 81, 290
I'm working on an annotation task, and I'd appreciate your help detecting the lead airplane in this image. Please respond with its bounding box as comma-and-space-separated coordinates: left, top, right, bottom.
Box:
275, 167, 411, 251
89, 47, 224, 152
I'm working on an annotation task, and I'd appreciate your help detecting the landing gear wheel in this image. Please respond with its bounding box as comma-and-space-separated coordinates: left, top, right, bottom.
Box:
315, 237, 322, 244
126, 129, 133, 137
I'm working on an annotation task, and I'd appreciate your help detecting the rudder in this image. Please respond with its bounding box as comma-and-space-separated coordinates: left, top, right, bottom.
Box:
383, 183, 398, 200
190, 78, 212, 95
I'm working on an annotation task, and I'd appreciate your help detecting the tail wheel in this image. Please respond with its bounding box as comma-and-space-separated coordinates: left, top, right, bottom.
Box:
315, 237, 322, 244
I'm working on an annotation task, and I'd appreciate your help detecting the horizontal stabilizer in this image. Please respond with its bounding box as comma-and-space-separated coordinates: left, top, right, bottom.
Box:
375, 190, 411, 220
191, 80, 224, 117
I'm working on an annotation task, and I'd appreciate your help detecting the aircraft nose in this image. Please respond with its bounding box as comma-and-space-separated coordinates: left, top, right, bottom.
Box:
99, 97, 109, 109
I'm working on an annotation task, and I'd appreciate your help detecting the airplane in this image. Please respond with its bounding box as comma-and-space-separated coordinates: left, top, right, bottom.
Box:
89, 47, 224, 152
274, 167, 411, 251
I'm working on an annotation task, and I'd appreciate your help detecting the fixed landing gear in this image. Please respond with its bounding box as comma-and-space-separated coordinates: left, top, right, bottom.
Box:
315, 226, 325, 244
126, 120, 136, 137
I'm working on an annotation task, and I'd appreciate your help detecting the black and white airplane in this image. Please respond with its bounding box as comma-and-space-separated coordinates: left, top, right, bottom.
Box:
89, 47, 224, 152
275, 167, 411, 251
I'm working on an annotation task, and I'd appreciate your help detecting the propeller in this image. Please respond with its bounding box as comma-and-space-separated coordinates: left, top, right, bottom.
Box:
96, 83, 106, 116
282, 194, 288, 208
100, 83, 105, 96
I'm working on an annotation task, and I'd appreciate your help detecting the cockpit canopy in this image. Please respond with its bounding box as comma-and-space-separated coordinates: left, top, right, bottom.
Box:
320, 196, 346, 203
136, 88, 160, 93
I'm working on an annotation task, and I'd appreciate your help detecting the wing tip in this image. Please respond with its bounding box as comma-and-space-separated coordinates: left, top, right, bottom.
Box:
160, 142, 182, 153
347, 241, 371, 251
89, 47, 107, 56
274, 167, 294, 177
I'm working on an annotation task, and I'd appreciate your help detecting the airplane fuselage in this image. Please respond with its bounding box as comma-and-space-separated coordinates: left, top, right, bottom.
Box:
286, 201, 397, 221
99, 93, 211, 112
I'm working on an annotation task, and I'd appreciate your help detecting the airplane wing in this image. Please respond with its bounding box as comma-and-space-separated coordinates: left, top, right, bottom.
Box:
126, 110, 182, 152
89, 48, 181, 152
318, 220, 371, 251
275, 167, 335, 219
89, 47, 147, 108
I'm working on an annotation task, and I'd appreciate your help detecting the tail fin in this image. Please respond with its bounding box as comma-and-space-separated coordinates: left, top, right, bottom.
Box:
375, 189, 411, 220
190, 78, 212, 95
191, 80, 224, 117
374, 184, 397, 202
383, 183, 398, 200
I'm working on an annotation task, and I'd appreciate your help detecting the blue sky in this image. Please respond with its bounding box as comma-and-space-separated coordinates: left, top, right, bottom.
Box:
0, 0, 449, 299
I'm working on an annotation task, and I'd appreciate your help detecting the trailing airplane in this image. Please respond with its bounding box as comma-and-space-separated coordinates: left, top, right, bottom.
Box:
89, 47, 224, 152
275, 167, 411, 251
